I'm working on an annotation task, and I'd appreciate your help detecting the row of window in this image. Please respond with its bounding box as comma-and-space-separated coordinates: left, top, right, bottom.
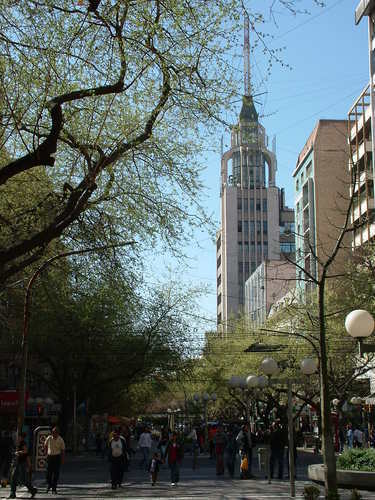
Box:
295, 162, 312, 192
237, 197, 267, 212
238, 220, 268, 233
280, 242, 295, 253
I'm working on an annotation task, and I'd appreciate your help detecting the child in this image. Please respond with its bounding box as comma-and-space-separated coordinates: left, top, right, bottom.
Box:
149, 452, 162, 486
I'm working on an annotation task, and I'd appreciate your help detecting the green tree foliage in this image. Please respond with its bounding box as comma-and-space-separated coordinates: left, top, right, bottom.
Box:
1, 261, 201, 431
0, 0, 323, 283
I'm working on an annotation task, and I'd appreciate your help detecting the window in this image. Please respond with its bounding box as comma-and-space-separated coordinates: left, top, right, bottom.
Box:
296, 179, 299, 191
217, 274, 221, 287
243, 198, 248, 211
263, 199, 267, 212
237, 197, 242, 210
217, 255, 221, 268
245, 262, 249, 275
263, 221, 268, 234
238, 221, 242, 232
250, 198, 254, 212
217, 293, 221, 305
281, 242, 295, 253
216, 235, 221, 250
243, 220, 248, 233
256, 201, 261, 211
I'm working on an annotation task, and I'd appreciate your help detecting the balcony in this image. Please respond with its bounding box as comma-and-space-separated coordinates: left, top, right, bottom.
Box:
351, 197, 375, 222
351, 140, 372, 164
352, 169, 374, 194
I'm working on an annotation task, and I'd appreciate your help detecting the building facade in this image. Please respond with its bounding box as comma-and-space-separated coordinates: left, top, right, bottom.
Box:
244, 259, 296, 327
216, 95, 294, 332
348, 85, 375, 247
293, 120, 350, 295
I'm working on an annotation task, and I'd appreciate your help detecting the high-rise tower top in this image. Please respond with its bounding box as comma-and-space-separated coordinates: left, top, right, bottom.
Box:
239, 95, 258, 123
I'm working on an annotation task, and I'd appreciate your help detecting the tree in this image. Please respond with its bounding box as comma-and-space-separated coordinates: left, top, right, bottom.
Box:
0, 0, 324, 284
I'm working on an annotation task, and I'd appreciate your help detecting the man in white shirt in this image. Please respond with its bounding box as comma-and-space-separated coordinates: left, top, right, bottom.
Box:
138, 428, 152, 470
44, 427, 65, 494
109, 429, 127, 489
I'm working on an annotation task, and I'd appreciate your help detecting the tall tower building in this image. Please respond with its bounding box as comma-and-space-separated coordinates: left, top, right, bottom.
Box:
216, 15, 294, 333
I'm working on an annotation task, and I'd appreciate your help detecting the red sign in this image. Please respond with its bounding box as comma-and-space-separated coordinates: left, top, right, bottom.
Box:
0, 391, 28, 414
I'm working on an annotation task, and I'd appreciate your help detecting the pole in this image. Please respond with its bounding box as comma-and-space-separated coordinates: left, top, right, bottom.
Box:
287, 380, 295, 498
204, 402, 208, 452
73, 386, 77, 455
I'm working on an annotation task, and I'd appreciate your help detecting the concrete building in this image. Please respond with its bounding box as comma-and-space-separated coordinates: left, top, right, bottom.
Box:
216, 95, 295, 332
349, 1, 375, 247
293, 120, 350, 295
348, 85, 375, 247
216, 15, 294, 333
244, 259, 295, 327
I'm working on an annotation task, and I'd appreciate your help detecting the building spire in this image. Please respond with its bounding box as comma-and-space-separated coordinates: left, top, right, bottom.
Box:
244, 11, 251, 97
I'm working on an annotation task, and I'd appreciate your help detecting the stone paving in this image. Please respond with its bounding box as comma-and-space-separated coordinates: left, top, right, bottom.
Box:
1, 449, 374, 499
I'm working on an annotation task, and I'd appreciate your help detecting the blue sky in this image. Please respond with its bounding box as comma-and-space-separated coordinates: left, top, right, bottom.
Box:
150, 0, 369, 344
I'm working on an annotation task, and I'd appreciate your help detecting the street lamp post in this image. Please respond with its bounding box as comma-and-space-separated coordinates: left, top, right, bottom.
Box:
260, 356, 318, 498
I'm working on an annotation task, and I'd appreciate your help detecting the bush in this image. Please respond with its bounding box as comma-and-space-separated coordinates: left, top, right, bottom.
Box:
303, 485, 320, 500
337, 448, 375, 471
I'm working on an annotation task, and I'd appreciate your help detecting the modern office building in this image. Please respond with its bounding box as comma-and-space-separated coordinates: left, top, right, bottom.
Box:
293, 120, 350, 295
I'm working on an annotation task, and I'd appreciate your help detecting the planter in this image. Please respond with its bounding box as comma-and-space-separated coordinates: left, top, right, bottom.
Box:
308, 464, 375, 491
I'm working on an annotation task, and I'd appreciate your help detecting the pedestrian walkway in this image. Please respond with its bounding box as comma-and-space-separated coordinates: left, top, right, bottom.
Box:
1, 450, 375, 499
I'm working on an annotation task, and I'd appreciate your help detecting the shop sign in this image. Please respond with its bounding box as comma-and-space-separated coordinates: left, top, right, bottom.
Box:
0, 391, 28, 414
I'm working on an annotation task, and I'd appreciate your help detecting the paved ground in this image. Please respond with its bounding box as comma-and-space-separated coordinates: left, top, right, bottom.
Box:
1, 448, 375, 499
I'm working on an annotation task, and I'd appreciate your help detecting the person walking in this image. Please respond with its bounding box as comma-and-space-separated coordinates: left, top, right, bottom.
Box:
353, 426, 364, 448
214, 425, 227, 475
108, 429, 127, 489
236, 424, 253, 479
164, 432, 183, 486
148, 452, 162, 486
347, 423, 354, 448
225, 428, 237, 478
138, 428, 152, 471
44, 427, 65, 494
0, 431, 13, 487
269, 421, 287, 480
187, 428, 199, 470
8, 432, 37, 499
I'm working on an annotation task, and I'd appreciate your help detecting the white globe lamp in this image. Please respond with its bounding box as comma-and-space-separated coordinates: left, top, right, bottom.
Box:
301, 358, 318, 375
345, 310, 374, 338
246, 375, 259, 388
261, 357, 279, 376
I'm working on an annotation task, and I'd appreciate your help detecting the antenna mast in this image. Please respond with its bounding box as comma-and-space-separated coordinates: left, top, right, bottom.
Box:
244, 12, 251, 97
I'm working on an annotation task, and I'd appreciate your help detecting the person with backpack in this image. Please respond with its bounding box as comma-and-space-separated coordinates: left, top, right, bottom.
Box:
163, 432, 183, 486
108, 429, 128, 489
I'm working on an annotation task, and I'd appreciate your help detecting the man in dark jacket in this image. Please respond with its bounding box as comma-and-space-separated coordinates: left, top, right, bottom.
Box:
236, 424, 253, 479
269, 421, 287, 480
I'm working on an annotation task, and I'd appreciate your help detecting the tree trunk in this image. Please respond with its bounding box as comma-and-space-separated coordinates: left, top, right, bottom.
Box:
319, 278, 338, 498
